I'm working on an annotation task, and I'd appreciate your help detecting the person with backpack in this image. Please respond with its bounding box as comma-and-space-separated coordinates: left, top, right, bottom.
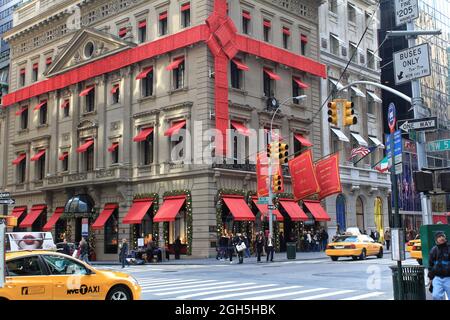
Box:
428, 232, 450, 300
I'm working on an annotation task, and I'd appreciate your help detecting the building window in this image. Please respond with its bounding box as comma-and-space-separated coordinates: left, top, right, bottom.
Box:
138, 20, 147, 43
62, 100, 70, 118
118, 27, 127, 38
181, 3, 190, 28
111, 144, 119, 164
85, 144, 94, 171
32, 63, 38, 82
18, 159, 26, 183
349, 42, 357, 63
348, 3, 357, 23
20, 107, 28, 130
300, 34, 308, 55
282, 27, 290, 49
330, 34, 340, 55
61, 153, 69, 172
173, 60, 185, 90
45, 57, 52, 71
230, 60, 242, 89
292, 79, 304, 104
104, 208, 119, 254
233, 135, 238, 164
263, 20, 271, 42
329, 0, 338, 14
19, 68, 25, 87
367, 91, 375, 114
141, 132, 154, 165
39, 102, 47, 125
36, 153, 45, 181
86, 88, 95, 112
111, 84, 120, 104
263, 70, 273, 97
159, 11, 168, 36
365, 11, 373, 30
242, 11, 251, 35
367, 49, 375, 69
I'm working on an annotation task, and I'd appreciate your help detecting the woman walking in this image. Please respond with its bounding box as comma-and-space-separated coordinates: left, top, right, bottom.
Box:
256, 231, 265, 263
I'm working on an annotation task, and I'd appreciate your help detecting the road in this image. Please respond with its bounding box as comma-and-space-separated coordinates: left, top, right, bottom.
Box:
96, 255, 423, 300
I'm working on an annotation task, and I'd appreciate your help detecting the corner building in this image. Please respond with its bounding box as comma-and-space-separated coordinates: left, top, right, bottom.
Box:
1, 0, 327, 260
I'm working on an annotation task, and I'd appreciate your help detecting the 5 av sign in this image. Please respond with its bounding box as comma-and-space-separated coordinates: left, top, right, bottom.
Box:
395, 0, 419, 26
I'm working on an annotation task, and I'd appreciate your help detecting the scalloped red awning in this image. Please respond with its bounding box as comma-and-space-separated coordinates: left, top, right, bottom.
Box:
133, 127, 154, 142
119, 28, 127, 37
79, 86, 94, 97
159, 12, 167, 20
138, 20, 147, 28
301, 34, 308, 43
123, 198, 154, 224
263, 20, 271, 28
12, 153, 26, 165
282, 27, 291, 36
107, 143, 119, 152
46, 57, 52, 65
33, 100, 47, 111
263, 68, 281, 80
223, 195, 255, 221
231, 121, 251, 136
242, 11, 251, 20
153, 196, 186, 222
111, 84, 120, 94
15, 106, 28, 116
60, 100, 69, 109
59, 152, 68, 161
76, 139, 94, 153
19, 204, 47, 228
164, 120, 186, 136
181, 3, 190, 11
42, 207, 64, 231
278, 199, 308, 221
136, 66, 153, 80
231, 58, 249, 71
166, 57, 185, 70
294, 133, 313, 147
303, 200, 331, 221
31, 149, 46, 161
92, 203, 118, 230
293, 77, 309, 89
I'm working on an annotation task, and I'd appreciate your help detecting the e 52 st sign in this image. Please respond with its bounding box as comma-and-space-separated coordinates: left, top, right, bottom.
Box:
394, 43, 431, 85
395, 0, 419, 26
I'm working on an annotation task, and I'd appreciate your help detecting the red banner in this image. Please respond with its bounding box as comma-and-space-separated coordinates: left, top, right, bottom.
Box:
288, 150, 320, 201
315, 153, 342, 200
256, 152, 269, 197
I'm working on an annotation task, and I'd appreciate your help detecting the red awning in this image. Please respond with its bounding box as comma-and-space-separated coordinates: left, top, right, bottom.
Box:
19, 204, 47, 228
79, 86, 94, 97
223, 195, 255, 221
283, 27, 291, 36
165, 120, 186, 136
231, 58, 249, 71
293, 77, 309, 89
279, 199, 308, 221
231, 121, 251, 136
11, 206, 27, 219
42, 207, 64, 231
60, 100, 69, 109
31, 149, 46, 161
303, 200, 331, 221
242, 11, 251, 20
33, 100, 47, 111
166, 57, 185, 71
263, 20, 271, 28
138, 20, 147, 28
263, 68, 281, 80
301, 34, 308, 43
294, 133, 313, 147
46, 57, 52, 65
33, 63, 38, 70
181, 3, 190, 11
59, 152, 68, 161
119, 27, 127, 37
136, 66, 153, 80
432, 215, 448, 224
92, 203, 118, 230
251, 197, 283, 221
111, 84, 120, 94
159, 12, 167, 20
108, 143, 119, 152
133, 127, 154, 142
15, 106, 28, 116
20, 68, 25, 75
123, 198, 154, 224
153, 196, 186, 222
12, 154, 26, 165
76, 139, 94, 153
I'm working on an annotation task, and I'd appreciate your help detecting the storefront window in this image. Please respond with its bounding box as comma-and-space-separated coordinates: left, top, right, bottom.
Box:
104, 209, 119, 254
170, 210, 187, 244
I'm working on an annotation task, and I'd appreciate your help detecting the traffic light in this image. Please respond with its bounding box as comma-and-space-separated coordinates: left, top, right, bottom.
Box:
327, 101, 338, 125
272, 173, 282, 192
343, 100, 357, 126
6, 216, 17, 227
278, 143, 289, 164
413, 171, 434, 192
267, 142, 279, 158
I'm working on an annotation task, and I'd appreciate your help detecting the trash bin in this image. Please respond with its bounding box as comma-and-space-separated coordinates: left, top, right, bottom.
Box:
286, 242, 296, 259
389, 265, 426, 300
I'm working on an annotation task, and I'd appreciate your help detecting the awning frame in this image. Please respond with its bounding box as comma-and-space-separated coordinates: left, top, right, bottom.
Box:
367, 91, 382, 103
351, 86, 366, 98
330, 128, 350, 143
369, 136, 385, 149
263, 68, 281, 81
350, 132, 369, 147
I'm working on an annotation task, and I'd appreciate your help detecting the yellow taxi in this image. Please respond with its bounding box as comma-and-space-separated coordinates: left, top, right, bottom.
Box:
326, 234, 384, 261
406, 238, 421, 252
0, 250, 141, 300
409, 240, 423, 265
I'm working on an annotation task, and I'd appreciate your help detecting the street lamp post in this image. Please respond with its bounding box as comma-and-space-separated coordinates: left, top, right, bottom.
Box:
267, 95, 307, 244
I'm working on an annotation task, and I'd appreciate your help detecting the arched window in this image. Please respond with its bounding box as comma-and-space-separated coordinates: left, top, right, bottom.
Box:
374, 197, 383, 240
336, 194, 346, 232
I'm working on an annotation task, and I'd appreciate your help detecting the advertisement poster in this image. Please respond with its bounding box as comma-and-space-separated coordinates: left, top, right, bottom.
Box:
288, 150, 320, 201
315, 153, 342, 200
7, 232, 56, 251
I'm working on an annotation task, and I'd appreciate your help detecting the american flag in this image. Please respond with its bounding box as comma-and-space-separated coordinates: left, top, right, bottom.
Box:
348, 146, 371, 160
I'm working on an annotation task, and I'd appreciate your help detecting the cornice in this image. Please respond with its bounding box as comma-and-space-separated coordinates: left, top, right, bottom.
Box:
161, 101, 193, 113
133, 109, 161, 119
229, 102, 255, 113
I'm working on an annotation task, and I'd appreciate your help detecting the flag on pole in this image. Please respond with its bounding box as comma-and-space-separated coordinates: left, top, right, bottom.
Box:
375, 156, 390, 173
348, 146, 371, 160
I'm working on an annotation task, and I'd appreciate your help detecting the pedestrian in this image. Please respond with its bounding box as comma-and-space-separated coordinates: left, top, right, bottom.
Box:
428, 231, 450, 300
243, 233, 251, 258
313, 232, 320, 252
233, 233, 245, 264
79, 237, 90, 264
256, 231, 265, 262
61, 238, 71, 256
216, 231, 227, 260
384, 228, 391, 251
306, 231, 312, 252
265, 233, 274, 262
119, 238, 130, 268
373, 230, 380, 243
321, 229, 329, 251
370, 229, 375, 240
227, 232, 235, 264
174, 236, 182, 260
279, 231, 286, 252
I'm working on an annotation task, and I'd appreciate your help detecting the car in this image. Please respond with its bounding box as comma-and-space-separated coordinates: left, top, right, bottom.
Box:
325, 234, 384, 261
0, 250, 141, 300
406, 237, 420, 252
410, 240, 422, 265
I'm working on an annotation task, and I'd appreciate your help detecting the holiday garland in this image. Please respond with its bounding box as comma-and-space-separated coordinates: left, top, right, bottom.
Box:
162, 190, 193, 255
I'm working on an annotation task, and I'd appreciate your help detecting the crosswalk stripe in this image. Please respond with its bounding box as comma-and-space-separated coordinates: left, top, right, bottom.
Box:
141, 279, 207, 289
138, 278, 195, 285
295, 289, 355, 300
142, 280, 219, 292
246, 288, 328, 300
154, 281, 236, 295
176, 284, 277, 300
156, 282, 255, 296
340, 292, 385, 300
202, 285, 301, 300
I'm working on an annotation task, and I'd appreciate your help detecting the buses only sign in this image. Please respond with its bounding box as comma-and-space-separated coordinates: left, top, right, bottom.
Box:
393, 43, 431, 85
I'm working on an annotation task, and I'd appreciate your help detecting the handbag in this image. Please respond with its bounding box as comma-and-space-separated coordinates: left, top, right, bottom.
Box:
236, 242, 247, 252
72, 249, 79, 258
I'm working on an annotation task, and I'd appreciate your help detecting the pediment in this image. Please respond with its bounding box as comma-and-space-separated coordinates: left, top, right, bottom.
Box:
45, 28, 136, 77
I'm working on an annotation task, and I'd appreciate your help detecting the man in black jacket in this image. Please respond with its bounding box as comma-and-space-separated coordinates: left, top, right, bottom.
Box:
428, 231, 450, 300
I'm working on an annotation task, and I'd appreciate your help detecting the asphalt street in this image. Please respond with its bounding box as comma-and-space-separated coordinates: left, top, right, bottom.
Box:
96, 255, 424, 300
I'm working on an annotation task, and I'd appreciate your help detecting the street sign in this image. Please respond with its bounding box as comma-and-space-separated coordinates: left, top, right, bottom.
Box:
391, 228, 406, 261
0, 199, 15, 205
257, 197, 269, 205
388, 103, 396, 133
395, 163, 403, 175
268, 205, 275, 210
386, 130, 403, 165
426, 139, 450, 152
82, 218, 89, 237
399, 117, 437, 133
394, 43, 431, 85
0, 192, 10, 199
394, 0, 419, 26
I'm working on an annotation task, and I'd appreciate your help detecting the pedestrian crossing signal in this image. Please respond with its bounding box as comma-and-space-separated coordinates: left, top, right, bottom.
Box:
343, 100, 357, 126
328, 101, 338, 125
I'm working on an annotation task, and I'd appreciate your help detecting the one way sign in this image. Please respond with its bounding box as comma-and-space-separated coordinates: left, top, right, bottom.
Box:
399, 117, 437, 133
394, 43, 431, 85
